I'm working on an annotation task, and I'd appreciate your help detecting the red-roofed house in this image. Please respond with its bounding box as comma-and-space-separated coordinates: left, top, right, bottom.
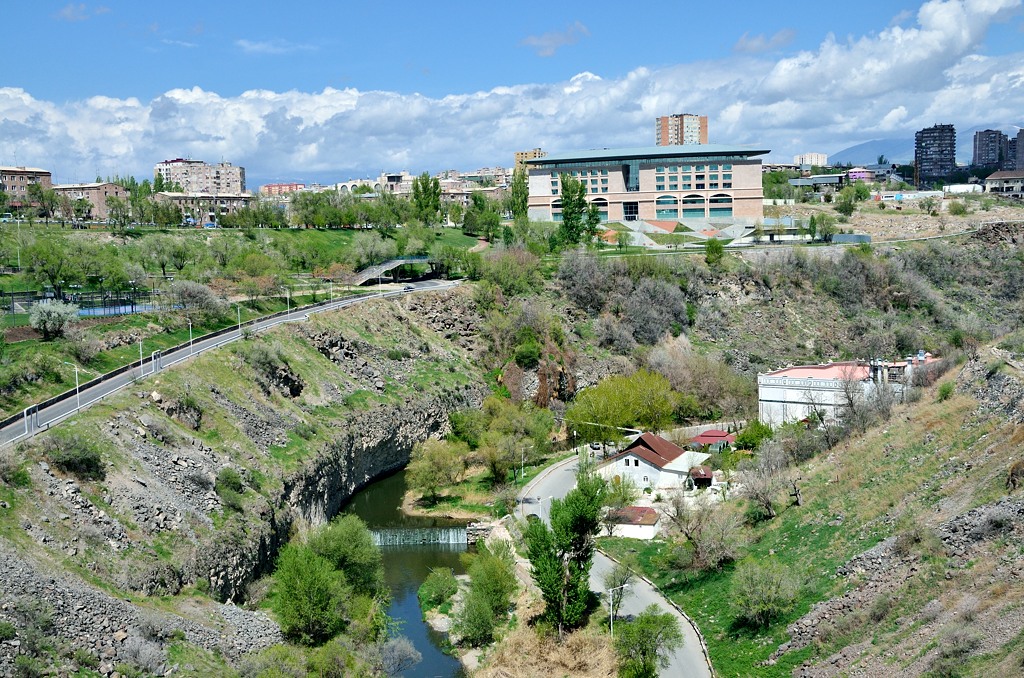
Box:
604, 506, 661, 539
690, 429, 736, 452
598, 432, 710, 490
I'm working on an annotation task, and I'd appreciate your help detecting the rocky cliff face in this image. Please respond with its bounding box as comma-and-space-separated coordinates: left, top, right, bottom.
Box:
197, 382, 485, 602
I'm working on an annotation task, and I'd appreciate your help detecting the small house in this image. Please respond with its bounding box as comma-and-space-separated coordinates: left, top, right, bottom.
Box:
598, 432, 710, 490
605, 506, 660, 540
688, 465, 714, 490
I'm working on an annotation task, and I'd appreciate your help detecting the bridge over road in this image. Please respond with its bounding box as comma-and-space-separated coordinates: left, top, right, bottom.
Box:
350, 256, 432, 285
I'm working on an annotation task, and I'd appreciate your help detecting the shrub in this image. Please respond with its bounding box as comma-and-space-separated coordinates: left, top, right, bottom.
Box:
937, 382, 955, 402
29, 301, 79, 340
732, 560, 797, 628
513, 339, 542, 369
455, 588, 495, 647
307, 514, 385, 597
72, 648, 98, 668
386, 348, 410, 361
0, 620, 15, 641
418, 567, 459, 610
0, 448, 30, 487
39, 432, 104, 480
64, 326, 102, 365
169, 280, 226, 321
215, 467, 244, 512
272, 544, 349, 645
13, 655, 44, 678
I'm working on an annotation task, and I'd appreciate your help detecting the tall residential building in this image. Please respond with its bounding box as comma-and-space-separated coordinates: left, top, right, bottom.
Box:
154, 159, 246, 194
793, 153, 829, 167
972, 129, 1008, 167
914, 124, 956, 179
514, 148, 546, 170
1015, 130, 1024, 170
656, 114, 708, 146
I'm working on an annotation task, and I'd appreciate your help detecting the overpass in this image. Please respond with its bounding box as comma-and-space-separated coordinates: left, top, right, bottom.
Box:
350, 256, 432, 285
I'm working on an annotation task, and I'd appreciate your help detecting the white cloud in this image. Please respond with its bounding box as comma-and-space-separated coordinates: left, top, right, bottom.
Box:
733, 29, 797, 54
521, 21, 589, 57
5, 0, 1024, 181
235, 39, 316, 55
55, 3, 89, 22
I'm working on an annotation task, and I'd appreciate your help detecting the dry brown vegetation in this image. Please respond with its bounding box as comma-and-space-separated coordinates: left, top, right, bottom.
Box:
474, 627, 617, 678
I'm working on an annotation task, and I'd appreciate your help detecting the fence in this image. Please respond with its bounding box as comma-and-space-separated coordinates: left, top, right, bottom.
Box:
2, 289, 160, 325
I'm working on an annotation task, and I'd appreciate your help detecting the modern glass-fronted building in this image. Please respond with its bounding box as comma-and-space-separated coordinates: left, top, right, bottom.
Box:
525, 144, 768, 224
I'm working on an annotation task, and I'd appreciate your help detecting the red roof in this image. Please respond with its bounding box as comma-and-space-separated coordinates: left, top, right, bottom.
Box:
606, 506, 660, 526
689, 466, 713, 480
690, 429, 736, 445
609, 432, 686, 469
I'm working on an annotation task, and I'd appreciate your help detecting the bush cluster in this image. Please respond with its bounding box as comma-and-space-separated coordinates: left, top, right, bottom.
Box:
39, 432, 104, 480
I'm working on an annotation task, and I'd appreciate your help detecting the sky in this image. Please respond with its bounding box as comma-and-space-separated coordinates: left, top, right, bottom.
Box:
1, 0, 1023, 187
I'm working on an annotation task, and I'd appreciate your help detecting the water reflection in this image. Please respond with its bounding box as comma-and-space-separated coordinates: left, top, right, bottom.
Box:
344, 470, 467, 678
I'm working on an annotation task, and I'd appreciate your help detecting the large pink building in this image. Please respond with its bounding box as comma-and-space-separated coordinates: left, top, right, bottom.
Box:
526, 144, 767, 224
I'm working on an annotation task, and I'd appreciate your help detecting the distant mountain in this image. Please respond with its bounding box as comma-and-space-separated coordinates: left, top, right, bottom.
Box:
829, 138, 913, 166
831, 123, 1023, 168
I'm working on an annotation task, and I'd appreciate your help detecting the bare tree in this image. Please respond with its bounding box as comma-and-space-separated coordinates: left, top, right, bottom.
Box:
664, 492, 742, 570
738, 440, 790, 521
603, 558, 637, 620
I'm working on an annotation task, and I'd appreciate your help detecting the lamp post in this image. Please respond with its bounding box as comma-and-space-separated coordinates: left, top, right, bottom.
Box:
62, 361, 81, 412
236, 303, 242, 335
606, 583, 631, 638
329, 280, 334, 303
187, 318, 193, 356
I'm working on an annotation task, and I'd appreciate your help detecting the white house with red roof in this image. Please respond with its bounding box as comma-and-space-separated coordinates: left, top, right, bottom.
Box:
757, 351, 937, 426
598, 432, 710, 491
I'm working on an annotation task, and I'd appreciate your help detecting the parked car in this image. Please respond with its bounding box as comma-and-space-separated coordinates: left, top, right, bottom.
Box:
403, 285, 415, 291
589, 442, 602, 451
0, 213, 13, 223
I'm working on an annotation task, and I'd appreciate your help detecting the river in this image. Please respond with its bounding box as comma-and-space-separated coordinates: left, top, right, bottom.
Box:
343, 468, 468, 678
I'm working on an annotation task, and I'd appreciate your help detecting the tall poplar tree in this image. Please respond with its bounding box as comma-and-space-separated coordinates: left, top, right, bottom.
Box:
556, 173, 588, 246
508, 167, 529, 224
524, 468, 605, 638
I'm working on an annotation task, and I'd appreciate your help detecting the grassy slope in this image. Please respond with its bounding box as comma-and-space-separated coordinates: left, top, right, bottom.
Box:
0, 290, 483, 659
602, 361, 1024, 677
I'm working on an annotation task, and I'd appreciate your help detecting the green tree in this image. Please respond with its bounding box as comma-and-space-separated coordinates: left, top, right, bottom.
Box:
731, 559, 797, 628
704, 238, 724, 266
307, 514, 385, 597
105, 195, 133, 241
557, 174, 588, 246
272, 544, 349, 645
524, 469, 605, 637
26, 237, 81, 299
614, 604, 683, 678
411, 172, 441, 225
407, 438, 468, 501
508, 167, 529, 224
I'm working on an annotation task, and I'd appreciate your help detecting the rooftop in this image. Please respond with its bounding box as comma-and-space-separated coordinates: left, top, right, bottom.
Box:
690, 429, 736, 446
608, 432, 686, 469
606, 506, 660, 526
764, 354, 935, 380
526, 144, 769, 165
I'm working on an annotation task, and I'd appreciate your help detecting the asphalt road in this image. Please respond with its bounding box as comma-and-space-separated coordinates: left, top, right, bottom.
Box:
0, 280, 458, 448
520, 454, 712, 678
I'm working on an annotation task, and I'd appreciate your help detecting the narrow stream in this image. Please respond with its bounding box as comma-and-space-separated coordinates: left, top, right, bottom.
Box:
343, 469, 468, 678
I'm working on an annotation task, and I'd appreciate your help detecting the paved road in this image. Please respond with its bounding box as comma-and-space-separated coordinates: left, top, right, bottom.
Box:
520, 454, 712, 678
0, 280, 458, 448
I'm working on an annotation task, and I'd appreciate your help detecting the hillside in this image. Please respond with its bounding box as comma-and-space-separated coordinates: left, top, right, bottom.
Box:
1, 218, 1023, 675
0, 289, 488, 674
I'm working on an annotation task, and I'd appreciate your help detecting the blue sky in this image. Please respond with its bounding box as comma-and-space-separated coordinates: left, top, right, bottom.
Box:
2, 1, 1023, 186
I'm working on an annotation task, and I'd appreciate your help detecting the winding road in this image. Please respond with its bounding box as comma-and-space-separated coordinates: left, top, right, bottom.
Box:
0, 280, 458, 448
519, 454, 713, 678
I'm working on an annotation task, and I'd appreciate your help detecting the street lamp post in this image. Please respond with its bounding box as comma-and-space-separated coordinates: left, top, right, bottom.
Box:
236, 304, 242, 335
607, 583, 631, 638
62, 361, 81, 412
187, 318, 193, 356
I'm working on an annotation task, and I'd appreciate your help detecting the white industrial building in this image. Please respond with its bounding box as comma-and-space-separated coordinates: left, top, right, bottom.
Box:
757, 352, 936, 427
